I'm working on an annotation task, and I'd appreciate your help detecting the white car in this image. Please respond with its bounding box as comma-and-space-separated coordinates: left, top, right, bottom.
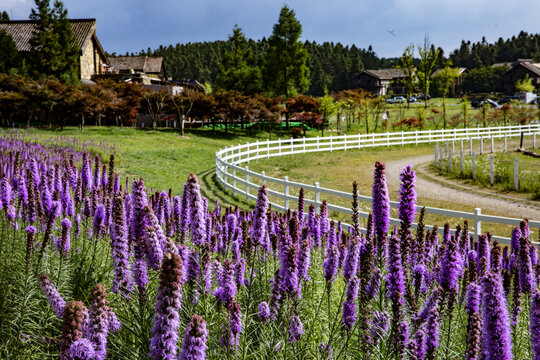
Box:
386, 96, 405, 104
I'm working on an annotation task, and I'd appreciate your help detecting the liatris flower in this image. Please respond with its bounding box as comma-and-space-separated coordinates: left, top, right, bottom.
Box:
491, 240, 502, 273
58, 218, 72, 257
518, 236, 535, 294
187, 174, 206, 245
343, 237, 360, 281
476, 234, 490, 275
130, 179, 149, 244
110, 194, 133, 298
318, 343, 334, 360
319, 200, 329, 237
62, 178, 74, 217
425, 306, 440, 359
93, 156, 101, 190
143, 225, 164, 271
530, 288, 540, 360
520, 218, 530, 239
298, 187, 305, 227
235, 257, 246, 288
365, 267, 382, 299
323, 245, 339, 284
229, 301, 242, 346
386, 234, 405, 305
93, 204, 106, 238
179, 315, 208, 360
410, 327, 427, 360
149, 252, 183, 360
258, 302, 271, 323
81, 153, 92, 192
398, 164, 417, 227
25, 225, 36, 274
342, 276, 360, 329
252, 185, 269, 248
214, 259, 237, 305
465, 282, 481, 360
418, 287, 441, 324
179, 182, 190, 242
0, 176, 12, 210
370, 311, 390, 345
288, 315, 304, 343
132, 256, 149, 289
481, 272, 513, 360
39, 273, 66, 318
372, 161, 390, 239
60, 301, 88, 360
351, 181, 361, 237
511, 226, 522, 254
66, 339, 95, 360
413, 263, 428, 296
280, 241, 299, 294
438, 235, 462, 293
269, 271, 283, 320
396, 319, 410, 358
86, 284, 117, 360
297, 238, 311, 281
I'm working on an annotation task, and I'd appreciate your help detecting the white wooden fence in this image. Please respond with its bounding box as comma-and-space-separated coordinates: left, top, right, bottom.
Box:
215, 124, 540, 245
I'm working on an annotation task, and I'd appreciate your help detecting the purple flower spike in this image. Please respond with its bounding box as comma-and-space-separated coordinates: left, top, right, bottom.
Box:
187, 174, 206, 246
342, 276, 360, 329
110, 194, 133, 298
288, 315, 304, 343
39, 273, 66, 318
214, 259, 237, 305
386, 234, 405, 305
372, 161, 390, 239
58, 218, 72, 257
323, 246, 339, 284
343, 237, 360, 281
258, 302, 271, 323
530, 288, 540, 360
481, 272, 513, 360
149, 253, 184, 360
67, 339, 95, 360
518, 237, 535, 294
398, 164, 417, 227
179, 315, 209, 360
252, 185, 269, 248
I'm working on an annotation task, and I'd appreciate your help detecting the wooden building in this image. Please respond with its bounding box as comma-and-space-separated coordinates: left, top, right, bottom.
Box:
0, 18, 108, 80
105, 56, 168, 84
499, 59, 540, 93
354, 69, 407, 96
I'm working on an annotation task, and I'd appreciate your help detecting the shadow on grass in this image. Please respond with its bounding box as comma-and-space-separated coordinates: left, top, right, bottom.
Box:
197, 167, 253, 210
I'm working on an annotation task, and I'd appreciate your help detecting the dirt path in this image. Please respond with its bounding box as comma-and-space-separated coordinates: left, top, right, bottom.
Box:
384, 154, 540, 220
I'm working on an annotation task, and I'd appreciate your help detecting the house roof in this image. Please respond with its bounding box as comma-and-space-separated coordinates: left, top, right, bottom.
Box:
431, 67, 468, 77
0, 18, 99, 52
517, 62, 540, 77
109, 56, 165, 74
361, 68, 405, 80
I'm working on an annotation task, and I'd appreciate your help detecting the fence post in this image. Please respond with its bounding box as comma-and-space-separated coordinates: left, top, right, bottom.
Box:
480, 137, 483, 155
358, 133, 361, 149
434, 142, 439, 166
261, 171, 266, 185
490, 137, 494, 153
472, 152, 476, 180
317, 136, 320, 151
469, 138, 472, 156
474, 208, 482, 240
415, 130, 418, 145
245, 166, 250, 201
401, 132, 404, 146
428, 129, 431, 143
534, 133, 537, 149
439, 146, 444, 171
451, 140, 455, 155
330, 135, 333, 152
278, 138, 281, 155
284, 176, 289, 210
514, 157, 519, 190
460, 146, 464, 175
246, 142, 250, 161
344, 135, 347, 151
303, 137, 306, 152
256, 142, 259, 160
314, 182, 320, 206
233, 168, 237, 196
372, 133, 375, 147
238, 144, 241, 163
387, 132, 390, 148
504, 135, 507, 152
449, 148, 453, 173
489, 155, 494, 186
290, 138, 294, 153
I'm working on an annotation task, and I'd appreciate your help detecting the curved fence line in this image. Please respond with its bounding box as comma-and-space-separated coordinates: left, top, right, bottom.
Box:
215, 124, 540, 244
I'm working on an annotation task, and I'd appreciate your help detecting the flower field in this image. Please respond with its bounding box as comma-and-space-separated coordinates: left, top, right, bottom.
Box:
0, 129, 539, 360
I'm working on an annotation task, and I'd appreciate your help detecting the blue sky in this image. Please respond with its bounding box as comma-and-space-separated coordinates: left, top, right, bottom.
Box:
3, 0, 540, 58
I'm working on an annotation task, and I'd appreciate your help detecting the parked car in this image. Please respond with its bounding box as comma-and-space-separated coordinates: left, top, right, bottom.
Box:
386, 96, 405, 104
417, 94, 431, 101
471, 98, 499, 108
408, 96, 417, 103
498, 96, 520, 105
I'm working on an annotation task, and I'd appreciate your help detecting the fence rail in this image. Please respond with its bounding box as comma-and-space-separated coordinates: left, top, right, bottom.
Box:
215, 124, 540, 245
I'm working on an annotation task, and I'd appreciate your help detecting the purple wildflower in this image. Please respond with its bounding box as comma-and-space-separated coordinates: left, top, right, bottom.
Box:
518, 237, 535, 293
39, 273, 66, 318
179, 315, 209, 360
86, 284, 117, 360
58, 218, 72, 257
110, 194, 133, 298
252, 185, 269, 248
288, 315, 304, 343
386, 234, 405, 305
235, 257, 246, 288
477, 235, 490, 275
60, 301, 88, 360
187, 174, 206, 245
214, 259, 237, 305
319, 200, 329, 237
342, 276, 360, 329
93, 204, 106, 238
149, 253, 184, 360
530, 288, 540, 360
481, 272, 513, 360
343, 237, 360, 281
258, 302, 271, 323
323, 246, 339, 284
365, 267, 382, 298
398, 164, 417, 227
511, 226, 522, 254
372, 161, 390, 239
66, 339, 95, 360
297, 238, 311, 281
370, 311, 390, 345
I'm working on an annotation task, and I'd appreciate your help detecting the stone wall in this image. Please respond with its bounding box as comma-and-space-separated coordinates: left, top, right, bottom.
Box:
80, 36, 105, 80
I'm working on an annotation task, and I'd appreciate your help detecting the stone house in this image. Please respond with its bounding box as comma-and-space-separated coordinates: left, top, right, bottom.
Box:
104, 56, 168, 84
354, 69, 407, 96
0, 18, 108, 80
499, 59, 540, 93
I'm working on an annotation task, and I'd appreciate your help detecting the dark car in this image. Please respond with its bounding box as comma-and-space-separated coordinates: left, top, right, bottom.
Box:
470, 99, 483, 108
498, 96, 520, 105
417, 94, 431, 101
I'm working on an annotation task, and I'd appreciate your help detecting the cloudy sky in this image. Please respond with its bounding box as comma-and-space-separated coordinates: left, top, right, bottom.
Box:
3, 0, 540, 58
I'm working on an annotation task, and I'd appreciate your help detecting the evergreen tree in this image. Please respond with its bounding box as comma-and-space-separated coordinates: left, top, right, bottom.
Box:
262, 5, 310, 98
215, 25, 262, 95
0, 30, 22, 73
28, 0, 79, 81
1, 11, 10, 20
